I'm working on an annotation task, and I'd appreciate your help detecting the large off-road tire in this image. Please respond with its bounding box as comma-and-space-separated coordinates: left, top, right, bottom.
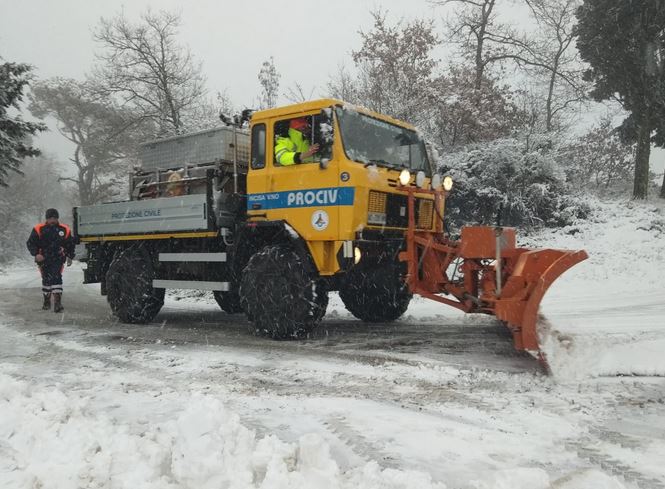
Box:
213, 290, 243, 314
339, 260, 412, 322
239, 245, 328, 339
105, 246, 165, 324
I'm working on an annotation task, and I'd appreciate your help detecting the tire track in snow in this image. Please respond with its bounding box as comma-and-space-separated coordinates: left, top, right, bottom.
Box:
566, 428, 665, 489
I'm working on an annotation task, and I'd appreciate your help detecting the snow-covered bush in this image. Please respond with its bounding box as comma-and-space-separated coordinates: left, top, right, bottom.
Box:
438, 139, 590, 230
560, 115, 635, 195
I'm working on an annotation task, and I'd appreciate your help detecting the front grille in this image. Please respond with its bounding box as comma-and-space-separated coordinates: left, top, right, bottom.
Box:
368, 191, 387, 214
367, 191, 433, 229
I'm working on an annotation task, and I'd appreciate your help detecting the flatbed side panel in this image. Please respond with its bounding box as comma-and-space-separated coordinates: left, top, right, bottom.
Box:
76, 194, 210, 237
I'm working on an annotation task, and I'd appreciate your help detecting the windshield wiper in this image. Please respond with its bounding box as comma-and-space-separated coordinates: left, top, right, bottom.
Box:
364, 159, 397, 169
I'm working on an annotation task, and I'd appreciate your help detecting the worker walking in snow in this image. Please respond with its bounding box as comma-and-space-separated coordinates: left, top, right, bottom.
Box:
26, 208, 75, 312
274, 117, 320, 165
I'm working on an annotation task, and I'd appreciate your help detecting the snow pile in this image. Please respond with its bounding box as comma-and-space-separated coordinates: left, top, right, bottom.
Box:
0, 370, 632, 489
532, 199, 665, 378
0, 373, 447, 489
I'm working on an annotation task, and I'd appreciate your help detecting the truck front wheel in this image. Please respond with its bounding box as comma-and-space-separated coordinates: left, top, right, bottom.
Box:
105, 246, 165, 323
339, 261, 412, 322
239, 245, 328, 338
213, 290, 243, 314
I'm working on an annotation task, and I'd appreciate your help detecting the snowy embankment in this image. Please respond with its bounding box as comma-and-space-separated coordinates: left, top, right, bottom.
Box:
0, 372, 446, 489
0, 358, 629, 489
531, 199, 665, 377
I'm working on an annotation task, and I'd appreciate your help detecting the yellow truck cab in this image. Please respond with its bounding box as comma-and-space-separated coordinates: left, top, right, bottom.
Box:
236, 99, 440, 335
246, 99, 437, 271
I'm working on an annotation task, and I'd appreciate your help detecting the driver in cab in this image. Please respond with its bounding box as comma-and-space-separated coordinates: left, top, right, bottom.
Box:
275, 117, 319, 165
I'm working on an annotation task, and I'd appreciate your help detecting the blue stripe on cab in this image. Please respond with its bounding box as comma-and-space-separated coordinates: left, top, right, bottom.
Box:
247, 187, 355, 210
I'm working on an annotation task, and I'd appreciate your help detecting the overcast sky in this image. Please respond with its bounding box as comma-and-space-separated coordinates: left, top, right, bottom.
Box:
0, 0, 442, 104
0, 0, 444, 161
1, 0, 663, 174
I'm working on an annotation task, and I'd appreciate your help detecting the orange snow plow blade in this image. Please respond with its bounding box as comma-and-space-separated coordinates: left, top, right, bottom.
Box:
398, 186, 588, 355
490, 247, 588, 351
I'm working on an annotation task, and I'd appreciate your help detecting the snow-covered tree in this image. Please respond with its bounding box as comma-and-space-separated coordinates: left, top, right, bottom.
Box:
328, 10, 521, 151
422, 64, 523, 150
0, 155, 68, 262
92, 9, 206, 136
257, 57, 280, 109
327, 64, 359, 104
439, 139, 589, 229
186, 91, 235, 132
520, 0, 587, 133
30, 78, 150, 205
348, 9, 439, 125
436, 0, 587, 134
434, 0, 528, 92
562, 115, 635, 192
284, 82, 316, 104
0, 61, 46, 187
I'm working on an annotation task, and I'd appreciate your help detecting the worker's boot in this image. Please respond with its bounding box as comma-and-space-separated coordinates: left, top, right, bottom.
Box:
53, 293, 63, 313
42, 293, 51, 310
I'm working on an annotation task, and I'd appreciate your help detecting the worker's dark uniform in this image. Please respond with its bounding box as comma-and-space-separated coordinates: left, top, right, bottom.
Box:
26, 222, 75, 295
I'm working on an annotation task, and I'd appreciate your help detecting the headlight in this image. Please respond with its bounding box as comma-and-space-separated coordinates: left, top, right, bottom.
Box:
431, 174, 442, 190
443, 175, 453, 191
415, 171, 426, 188
354, 247, 362, 264
399, 169, 411, 186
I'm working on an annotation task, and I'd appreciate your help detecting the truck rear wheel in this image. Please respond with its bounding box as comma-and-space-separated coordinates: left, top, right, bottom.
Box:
339, 261, 412, 322
213, 290, 243, 314
105, 246, 165, 324
239, 245, 328, 338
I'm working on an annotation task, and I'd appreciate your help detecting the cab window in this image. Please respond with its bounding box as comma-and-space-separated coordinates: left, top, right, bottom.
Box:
273, 114, 331, 166
251, 123, 266, 170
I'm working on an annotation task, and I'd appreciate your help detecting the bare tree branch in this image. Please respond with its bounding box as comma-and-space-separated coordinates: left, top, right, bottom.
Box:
91, 9, 206, 135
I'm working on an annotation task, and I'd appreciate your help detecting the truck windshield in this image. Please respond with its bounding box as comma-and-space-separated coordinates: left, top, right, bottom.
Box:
335, 106, 431, 176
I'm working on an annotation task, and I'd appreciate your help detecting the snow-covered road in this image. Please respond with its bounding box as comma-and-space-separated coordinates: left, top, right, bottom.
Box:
1, 200, 664, 489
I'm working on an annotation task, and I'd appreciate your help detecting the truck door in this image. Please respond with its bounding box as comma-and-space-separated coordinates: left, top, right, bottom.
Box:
264, 112, 342, 242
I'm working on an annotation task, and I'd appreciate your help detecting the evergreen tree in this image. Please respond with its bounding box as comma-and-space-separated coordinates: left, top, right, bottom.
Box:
350, 9, 439, 125
0, 62, 46, 187
576, 0, 665, 199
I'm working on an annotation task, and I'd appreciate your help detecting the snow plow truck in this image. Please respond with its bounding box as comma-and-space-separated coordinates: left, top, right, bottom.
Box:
74, 99, 587, 358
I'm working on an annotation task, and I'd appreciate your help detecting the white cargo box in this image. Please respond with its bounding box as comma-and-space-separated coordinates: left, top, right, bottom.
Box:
138, 126, 250, 172
76, 194, 211, 237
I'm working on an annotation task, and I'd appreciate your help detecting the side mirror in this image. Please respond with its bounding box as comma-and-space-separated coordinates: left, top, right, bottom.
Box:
319, 158, 330, 170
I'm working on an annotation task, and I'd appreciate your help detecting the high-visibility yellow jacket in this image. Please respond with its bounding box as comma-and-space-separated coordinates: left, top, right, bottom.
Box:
274, 128, 312, 166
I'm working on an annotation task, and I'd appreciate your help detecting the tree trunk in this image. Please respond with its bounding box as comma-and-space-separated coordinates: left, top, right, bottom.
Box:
633, 116, 651, 199
545, 52, 561, 133
660, 171, 665, 198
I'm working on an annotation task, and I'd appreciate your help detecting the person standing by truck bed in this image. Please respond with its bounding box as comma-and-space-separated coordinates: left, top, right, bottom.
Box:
26, 208, 75, 312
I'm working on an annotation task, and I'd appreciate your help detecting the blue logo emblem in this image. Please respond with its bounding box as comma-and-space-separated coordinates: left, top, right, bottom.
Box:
340, 172, 350, 182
